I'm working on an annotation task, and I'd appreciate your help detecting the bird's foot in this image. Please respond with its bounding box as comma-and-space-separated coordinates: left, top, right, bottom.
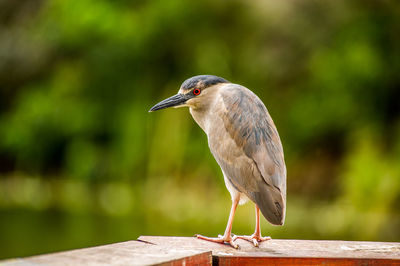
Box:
232, 233, 271, 247
195, 234, 239, 249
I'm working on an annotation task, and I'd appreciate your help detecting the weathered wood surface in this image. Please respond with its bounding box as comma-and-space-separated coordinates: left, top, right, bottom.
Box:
2, 236, 399, 265
139, 236, 400, 265
1, 240, 212, 266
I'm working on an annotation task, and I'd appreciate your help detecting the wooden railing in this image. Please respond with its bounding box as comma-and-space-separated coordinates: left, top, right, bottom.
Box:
2, 236, 400, 265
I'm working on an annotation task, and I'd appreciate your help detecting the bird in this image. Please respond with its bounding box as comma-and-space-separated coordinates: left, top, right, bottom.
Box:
149, 75, 286, 248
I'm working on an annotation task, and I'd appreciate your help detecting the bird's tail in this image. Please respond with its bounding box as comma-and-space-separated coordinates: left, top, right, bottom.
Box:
253, 183, 285, 225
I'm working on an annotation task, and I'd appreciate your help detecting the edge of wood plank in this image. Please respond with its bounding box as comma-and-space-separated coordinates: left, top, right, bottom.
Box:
138, 236, 400, 260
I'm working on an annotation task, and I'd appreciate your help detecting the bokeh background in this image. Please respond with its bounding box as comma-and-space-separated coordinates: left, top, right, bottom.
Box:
1, 0, 400, 260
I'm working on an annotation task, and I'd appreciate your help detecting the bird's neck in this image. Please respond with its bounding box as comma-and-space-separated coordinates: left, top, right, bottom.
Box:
189, 107, 210, 134
189, 93, 223, 135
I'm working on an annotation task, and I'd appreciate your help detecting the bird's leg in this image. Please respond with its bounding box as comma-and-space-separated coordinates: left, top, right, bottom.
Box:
196, 196, 240, 248
233, 205, 271, 247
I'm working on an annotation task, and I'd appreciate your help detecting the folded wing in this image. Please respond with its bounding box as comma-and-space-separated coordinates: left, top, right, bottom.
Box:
220, 84, 286, 225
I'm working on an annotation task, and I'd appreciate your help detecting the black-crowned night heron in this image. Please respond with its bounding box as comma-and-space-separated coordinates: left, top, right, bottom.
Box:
149, 75, 286, 248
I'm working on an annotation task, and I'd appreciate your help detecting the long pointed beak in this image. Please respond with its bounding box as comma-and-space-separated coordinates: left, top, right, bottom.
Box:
149, 94, 188, 112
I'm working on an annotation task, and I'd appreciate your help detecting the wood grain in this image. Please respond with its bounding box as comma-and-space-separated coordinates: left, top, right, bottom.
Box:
2, 236, 399, 265
139, 236, 400, 265
2, 240, 212, 266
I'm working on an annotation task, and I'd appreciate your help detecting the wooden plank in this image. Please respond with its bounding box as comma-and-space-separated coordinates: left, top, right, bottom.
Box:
1, 240, 212, 266
2, 236, 399, 265
216, 257, 399, 266
138, 236, 400, 265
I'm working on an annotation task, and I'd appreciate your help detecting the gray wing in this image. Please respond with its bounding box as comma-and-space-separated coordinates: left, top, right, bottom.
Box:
220, 84, 286, 225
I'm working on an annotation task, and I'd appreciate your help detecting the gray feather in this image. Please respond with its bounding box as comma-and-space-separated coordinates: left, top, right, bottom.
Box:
220, 84, 286, 225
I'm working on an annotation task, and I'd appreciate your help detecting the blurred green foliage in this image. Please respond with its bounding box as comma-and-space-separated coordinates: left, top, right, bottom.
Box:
0, 0, 399, 260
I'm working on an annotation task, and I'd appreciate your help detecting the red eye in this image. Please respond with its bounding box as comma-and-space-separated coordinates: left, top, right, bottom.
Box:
193, 88, 201, 96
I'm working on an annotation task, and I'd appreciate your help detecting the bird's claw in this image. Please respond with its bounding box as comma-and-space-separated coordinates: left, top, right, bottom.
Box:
196, 234, 239, 249
232, 234, 271, 247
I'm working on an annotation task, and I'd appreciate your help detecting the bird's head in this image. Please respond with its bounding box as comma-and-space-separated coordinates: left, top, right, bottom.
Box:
149, 75, 229, 112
